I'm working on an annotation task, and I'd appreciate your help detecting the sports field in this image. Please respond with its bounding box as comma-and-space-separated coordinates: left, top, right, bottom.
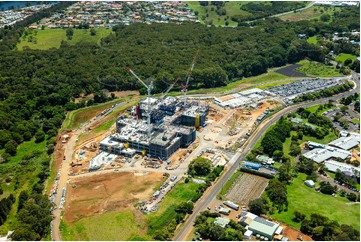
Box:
17, 28, 112, 50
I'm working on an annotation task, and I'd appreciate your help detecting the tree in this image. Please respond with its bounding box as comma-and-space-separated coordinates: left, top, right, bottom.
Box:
249, 197, 267, 215
278, 161, 293, 184
344, 58, 353, 66
35, 130, 45, 143
188, 157, 212, 176
90, 28, 96, 36
320, 14, 331, 22
294, 210, 306, 222
346, 192, 357, 202
4, 140, 17, 156
18, 191, 28, 212
320, 182, 334, 195
66, 27, 74, 40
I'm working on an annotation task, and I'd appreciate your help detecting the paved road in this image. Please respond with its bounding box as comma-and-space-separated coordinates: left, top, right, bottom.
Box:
174, 77, 360, 241
51, 100, 132, 241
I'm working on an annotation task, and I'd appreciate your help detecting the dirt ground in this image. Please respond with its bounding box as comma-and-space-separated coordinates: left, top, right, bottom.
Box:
351, 148, 360, 163
281, 222, 313, 241
226, 173, 269, 205
64, 171, 165, 222
74, 90, 139, 103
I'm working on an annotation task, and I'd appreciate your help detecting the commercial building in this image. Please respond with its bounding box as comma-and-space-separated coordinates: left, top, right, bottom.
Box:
328, 136, 360, 151
249, 217, 280, 240
214, 88, 269, 109
324, 160, 360, 177
303, 141, 351, 163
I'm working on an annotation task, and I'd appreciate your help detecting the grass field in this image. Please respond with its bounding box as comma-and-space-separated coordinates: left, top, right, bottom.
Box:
305, 104, 334, 115
17, 28, 112, 50
218, 171, 242, 199
307, 36, 317, 44
256, 79, 298, 90
0, 138, 48, 234
61, 97, 135, 131
335, 53, 358, 64
280, 6, 341, 22
269, 173, 360, 230
296, 60, 342, 77
60, 210, 149, 241
168, 71, 288, 96
147, 180, 201, 236
186, 1, 247, 27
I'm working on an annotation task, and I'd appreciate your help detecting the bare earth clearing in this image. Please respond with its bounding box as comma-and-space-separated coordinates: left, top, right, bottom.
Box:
226, 173, 269, 205
64, 171, 165, 222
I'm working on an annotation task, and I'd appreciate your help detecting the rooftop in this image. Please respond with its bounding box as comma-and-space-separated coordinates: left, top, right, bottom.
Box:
214, 217, 230, 228
324, 159, 360, 175
249, 217, 279, 237
328, 136, 360, 151
303, 146, 351, 163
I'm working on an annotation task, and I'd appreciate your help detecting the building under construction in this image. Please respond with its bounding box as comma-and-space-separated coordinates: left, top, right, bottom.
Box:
99, 96, 208, 160
98, 50, 206, 160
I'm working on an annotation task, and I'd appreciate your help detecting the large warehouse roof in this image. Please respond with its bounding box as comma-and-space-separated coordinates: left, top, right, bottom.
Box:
328, 136, 360, 151
324, 160, 360, 176
249, 217, 279, 239
303, 147, 351, 163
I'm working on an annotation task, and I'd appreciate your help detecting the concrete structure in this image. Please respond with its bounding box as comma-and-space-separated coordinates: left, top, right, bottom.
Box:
324, 160, 360, 177
89, 152, 118, 171
328, 136, 360, 151
304, 180, 315, 188
214, 217, 230, 228
249, 217, 280, 240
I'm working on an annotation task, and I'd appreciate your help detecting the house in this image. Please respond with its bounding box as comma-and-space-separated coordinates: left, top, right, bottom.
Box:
304, 180, 315, 188
290, 117, 303, 124
214, 217, 230, 228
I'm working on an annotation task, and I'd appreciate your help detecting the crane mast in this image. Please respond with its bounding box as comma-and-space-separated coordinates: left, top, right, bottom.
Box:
128, 67, 152, 138
183, 49, 199, 107
161, 77, 180, 100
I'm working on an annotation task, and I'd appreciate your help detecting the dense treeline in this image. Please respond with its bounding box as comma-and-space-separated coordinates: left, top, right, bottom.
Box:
0, 194, 15, 226
0, 1, 74, 51
300, 213, 360, 241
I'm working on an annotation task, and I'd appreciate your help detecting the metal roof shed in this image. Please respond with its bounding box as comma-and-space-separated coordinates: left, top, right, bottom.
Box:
249, 217, 279, 240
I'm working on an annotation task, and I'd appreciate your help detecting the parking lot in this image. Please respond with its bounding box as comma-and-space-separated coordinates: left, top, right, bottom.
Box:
268, 78, 341, 98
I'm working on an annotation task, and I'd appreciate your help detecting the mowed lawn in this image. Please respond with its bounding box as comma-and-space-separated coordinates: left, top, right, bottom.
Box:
17, 28, 112, 50
335, 53, 358, 64
60, 210, 149, 241
270, 173, 360, 230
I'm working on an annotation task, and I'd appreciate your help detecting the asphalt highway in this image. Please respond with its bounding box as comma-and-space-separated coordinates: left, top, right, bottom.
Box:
174, 77, 359, 241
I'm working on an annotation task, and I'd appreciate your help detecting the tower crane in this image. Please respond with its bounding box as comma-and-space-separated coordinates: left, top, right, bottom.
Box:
182, 49, 199, 107
128, 67, 153, 138
161, 77, 180, 100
